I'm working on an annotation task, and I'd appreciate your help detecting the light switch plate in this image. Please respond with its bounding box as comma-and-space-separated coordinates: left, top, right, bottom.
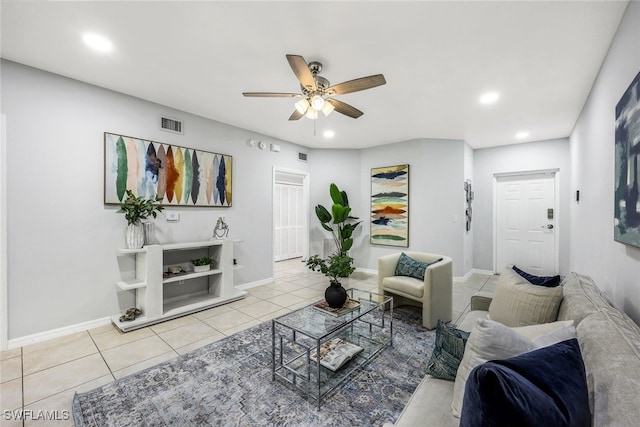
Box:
166, 211, 180, 222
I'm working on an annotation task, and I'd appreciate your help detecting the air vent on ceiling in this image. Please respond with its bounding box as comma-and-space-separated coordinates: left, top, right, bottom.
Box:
161, 116, 184, 134
298, 152, 308, 162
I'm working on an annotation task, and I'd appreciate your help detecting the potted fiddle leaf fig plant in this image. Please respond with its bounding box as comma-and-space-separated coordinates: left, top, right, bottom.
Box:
305, 183, 361, 308
117, 189, 164, 249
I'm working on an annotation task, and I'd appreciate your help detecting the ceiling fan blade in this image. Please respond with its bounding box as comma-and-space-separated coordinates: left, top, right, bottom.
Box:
327, 74, 386, 95
327, 98, 363, 119
288, 110, 304, 121
243, 92, 301, 98
286, 54, 317, 91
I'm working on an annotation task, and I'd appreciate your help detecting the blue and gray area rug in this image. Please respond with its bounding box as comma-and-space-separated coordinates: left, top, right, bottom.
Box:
73, 308, 435, 426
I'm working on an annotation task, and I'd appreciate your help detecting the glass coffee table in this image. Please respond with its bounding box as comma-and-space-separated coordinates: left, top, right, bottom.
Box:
271, 288, 393, 408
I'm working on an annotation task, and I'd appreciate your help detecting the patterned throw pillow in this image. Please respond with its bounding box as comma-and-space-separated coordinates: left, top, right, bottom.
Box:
394, 253, 443, 281
426, 319, 471, 381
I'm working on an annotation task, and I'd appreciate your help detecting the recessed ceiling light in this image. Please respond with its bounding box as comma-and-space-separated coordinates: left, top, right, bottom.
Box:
323, 130, 335, 138
479, 91, 500, 105
515, 131, 530, 139
82, 33, 113, 53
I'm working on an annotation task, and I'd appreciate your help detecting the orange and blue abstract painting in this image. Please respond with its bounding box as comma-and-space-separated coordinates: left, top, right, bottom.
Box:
371, 164, 409, 247
104, 132, 232, 207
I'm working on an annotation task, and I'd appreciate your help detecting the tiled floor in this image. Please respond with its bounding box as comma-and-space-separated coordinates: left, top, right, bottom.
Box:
0, 259, 497, 426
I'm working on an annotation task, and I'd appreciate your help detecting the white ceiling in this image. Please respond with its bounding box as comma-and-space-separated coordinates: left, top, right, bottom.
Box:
0, 1, 629, 150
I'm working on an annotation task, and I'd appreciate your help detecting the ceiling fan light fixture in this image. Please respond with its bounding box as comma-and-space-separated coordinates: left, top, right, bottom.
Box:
310, 94, 325, 111
305, 108, 318, 119
322, 101, 334, 116
295, 98, 310, 114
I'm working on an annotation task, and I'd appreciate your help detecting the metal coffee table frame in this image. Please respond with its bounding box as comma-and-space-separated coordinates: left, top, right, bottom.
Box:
271, 288, 393, 408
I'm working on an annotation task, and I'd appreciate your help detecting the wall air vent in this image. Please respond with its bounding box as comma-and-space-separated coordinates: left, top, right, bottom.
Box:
298, 152, 308, 162
160, 116, 184, 134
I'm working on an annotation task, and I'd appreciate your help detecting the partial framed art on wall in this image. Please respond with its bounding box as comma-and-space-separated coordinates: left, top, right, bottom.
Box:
615, 71, 640, 248
104, 132, 232, 207
370, 164, 409, 247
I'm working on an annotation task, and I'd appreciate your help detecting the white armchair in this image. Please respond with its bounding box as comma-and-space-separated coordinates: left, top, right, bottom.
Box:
378, 252, 453, 329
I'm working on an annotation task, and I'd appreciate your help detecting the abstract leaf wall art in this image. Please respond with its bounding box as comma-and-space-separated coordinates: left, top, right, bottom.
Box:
614, 71, 640, 247
371, 164, 409, 247
104, 132, 232, 207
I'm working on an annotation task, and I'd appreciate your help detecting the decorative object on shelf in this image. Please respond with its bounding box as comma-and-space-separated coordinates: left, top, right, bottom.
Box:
464, 179, 474, 232
304, 183, 361, 308
212, 216, 230, 238
116, 189, 164, 249
614, 70, 640, 248
119, 307, 142, 322
168, 266, 182, 274
143, 221, 154, 245
371, 164, 409, 247
191, 257, 214, 272
104, 132, 233, 207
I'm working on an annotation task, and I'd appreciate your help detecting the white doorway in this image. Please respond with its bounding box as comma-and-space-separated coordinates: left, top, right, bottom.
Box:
273, 168, 309, 263
1, 114, 7, 350
495, 170, 559, 275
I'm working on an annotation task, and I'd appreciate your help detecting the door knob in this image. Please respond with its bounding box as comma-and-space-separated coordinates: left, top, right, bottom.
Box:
542, 224, 554, 229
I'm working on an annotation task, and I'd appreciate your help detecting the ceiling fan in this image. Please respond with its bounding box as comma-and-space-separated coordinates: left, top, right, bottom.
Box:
243, 54, 386, 121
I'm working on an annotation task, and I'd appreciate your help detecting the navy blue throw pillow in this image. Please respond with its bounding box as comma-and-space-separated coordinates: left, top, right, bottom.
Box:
513, 265, 561, 287
460, 338, 590, 427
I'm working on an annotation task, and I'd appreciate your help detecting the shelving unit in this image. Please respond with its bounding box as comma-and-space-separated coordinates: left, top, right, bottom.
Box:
112, 239, 247, 332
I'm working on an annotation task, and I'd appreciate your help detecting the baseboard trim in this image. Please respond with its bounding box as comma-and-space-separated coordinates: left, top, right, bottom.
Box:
8, 316, 112, 350
454, 268, 495, 282
355, 267, 377, 275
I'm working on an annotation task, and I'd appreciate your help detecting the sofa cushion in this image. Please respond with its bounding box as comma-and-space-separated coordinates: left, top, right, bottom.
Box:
394, 252, 442, 281
459, 339, 590, 427
557, 272, 612, 324
389, 375, 458, 427
577, 310, 640, 426
451, 318, 576, 417
489, 269, 563, 327
426, 320, 470, 380
513, 265, 561, 287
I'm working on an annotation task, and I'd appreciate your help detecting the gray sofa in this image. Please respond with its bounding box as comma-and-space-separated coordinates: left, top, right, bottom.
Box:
387, 271, 640, 426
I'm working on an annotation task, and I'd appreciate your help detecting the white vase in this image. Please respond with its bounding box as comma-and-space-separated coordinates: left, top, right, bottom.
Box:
126, 223, 145, 249
193, 264, 211, 273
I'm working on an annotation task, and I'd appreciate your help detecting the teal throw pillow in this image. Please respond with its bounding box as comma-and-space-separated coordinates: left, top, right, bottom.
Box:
395, 252, 442, 281
427, 319, 470, 381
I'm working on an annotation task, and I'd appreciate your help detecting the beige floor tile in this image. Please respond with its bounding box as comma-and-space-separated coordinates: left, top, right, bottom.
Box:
258, 307, 291, 322
0, 348, 21, 361
157, 321, 219, 349
235, 300, 283, 318
271, 281, 305, 293
23, 374, 113, 427
1, 355, 21, 383
22, 331, 89, 355
225, 295, 263, 309
0, 377, 22, 411
290, 287, 325, 300
150, 314, 198, 334
90, 326, 155, 351
286, 300, 314, 311
174, 332, 226, 355
112, 351, 177, 380
202, 310, 256, 332
23, 332, 98, 376
265, 293, 307, 308
87, 323, 118, 336
23, 353, 110, 405
191, 303, 235, 320
221, 319, 262, 336
100, 335, 173, 372
247, 286, 286, 300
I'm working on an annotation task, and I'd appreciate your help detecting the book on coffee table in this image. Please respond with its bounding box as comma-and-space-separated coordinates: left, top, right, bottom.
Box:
309, 338, 364, 371
313, 298, 361, 317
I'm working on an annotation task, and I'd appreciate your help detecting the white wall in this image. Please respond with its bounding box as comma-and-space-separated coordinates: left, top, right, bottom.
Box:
569, 1, 640, 323
358, 138, 466, 276
1, 60, 309, 339
473, 138, 572, 275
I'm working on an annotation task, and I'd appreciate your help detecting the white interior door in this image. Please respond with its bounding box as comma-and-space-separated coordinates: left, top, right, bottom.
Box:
495, 172, 557, 275
274, 181, 304, 261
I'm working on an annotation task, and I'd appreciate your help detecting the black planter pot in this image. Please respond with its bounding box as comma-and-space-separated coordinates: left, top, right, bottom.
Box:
325, 282, 348, 308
